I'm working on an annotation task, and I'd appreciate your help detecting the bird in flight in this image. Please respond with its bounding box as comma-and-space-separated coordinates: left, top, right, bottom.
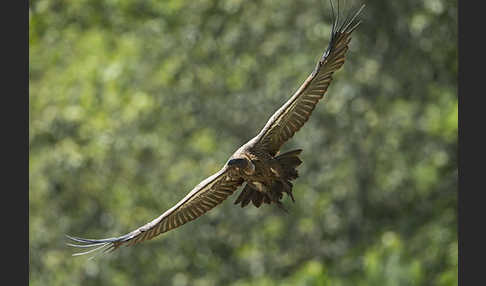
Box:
67, 1, 365, 258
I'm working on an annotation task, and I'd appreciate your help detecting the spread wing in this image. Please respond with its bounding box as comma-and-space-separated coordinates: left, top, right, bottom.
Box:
67, 166, 243, 257
254, 3, 365, 156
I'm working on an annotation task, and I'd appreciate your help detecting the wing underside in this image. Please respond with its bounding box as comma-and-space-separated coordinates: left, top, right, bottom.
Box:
67, 167, 243, 257
255, 3, 365, 155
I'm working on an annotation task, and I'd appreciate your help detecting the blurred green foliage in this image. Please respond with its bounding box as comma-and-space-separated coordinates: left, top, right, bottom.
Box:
29, 0, 457, 285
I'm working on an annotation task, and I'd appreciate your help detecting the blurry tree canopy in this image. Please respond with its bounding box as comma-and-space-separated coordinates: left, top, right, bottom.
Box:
29, 0, 457, 285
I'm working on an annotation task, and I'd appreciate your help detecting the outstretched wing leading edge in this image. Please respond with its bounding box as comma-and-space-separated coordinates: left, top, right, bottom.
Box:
67, 166, 243, 257
255, 3, 365, 156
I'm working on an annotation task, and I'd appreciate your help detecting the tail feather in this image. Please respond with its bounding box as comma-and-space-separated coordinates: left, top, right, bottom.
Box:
234, 184, 257, 207
273, 149, 303, 204
235, 183, 272, 208
251, 192, 264, 207
276, 149, 303, 181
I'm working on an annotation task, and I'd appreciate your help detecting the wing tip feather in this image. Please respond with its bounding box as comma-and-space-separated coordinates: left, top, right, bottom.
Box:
65, 233, 127, 258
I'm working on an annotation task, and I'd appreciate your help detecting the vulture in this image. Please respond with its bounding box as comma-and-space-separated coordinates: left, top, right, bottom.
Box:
67, 2, 365, 257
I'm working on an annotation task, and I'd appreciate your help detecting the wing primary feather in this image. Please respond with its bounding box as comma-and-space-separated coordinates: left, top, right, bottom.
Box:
341, 4, 365, 33
336, 0, 340, 33
329, 0, 336, 35
66, 242, 106, 248
71, 243, 111, 257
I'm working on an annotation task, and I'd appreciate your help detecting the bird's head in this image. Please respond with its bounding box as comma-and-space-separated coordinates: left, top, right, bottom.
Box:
227, 157, 255, 175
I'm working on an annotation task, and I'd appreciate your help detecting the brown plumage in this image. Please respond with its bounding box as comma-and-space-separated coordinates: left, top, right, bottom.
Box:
67, 2, 364, 257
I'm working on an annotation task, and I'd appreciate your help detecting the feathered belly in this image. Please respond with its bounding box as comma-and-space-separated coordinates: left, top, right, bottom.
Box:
234, 149, 303, 209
